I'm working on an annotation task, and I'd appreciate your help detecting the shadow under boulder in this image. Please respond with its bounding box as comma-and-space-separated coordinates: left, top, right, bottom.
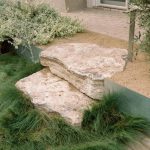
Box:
0, 39, 14, 54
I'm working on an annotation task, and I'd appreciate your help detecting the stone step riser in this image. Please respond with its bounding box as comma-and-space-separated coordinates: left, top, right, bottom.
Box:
41, 57, 105, 100
40, 43, 128, 100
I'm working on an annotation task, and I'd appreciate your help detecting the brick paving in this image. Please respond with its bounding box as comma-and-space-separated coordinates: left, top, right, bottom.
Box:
62, 8, 141, 41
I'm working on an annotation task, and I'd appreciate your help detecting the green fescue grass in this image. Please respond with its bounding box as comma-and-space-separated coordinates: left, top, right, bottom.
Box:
0, 53, 150, 150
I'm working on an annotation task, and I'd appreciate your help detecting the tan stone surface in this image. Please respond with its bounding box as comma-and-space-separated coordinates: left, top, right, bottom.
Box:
16, 68, 93, 126
127, 136, 150, 150
40, 43, 127, 99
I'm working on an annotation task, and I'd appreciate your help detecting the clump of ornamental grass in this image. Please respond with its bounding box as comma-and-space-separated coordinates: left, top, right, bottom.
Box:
53, 139, 124, 150
82, 94, 150, 143
0, 0, 83, 61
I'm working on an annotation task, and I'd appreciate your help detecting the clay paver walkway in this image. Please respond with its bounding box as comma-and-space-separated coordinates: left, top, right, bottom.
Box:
62, 8, 141, 41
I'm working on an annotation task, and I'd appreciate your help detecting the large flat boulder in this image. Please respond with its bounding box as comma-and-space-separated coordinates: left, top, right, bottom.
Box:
16, 68, 93, 126
40, 43, 127, 99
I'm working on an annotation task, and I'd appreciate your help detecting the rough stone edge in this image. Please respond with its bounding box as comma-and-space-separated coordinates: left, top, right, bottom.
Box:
15, 69, 95, 126
40, 58, 105, 100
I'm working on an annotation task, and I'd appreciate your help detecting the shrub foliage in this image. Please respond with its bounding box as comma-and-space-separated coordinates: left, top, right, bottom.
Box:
0, 53, 88, 150
0, 0, 83, 48
131, 0, 150, 52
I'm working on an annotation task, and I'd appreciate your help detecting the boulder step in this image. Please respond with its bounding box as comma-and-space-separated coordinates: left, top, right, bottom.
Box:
16, 68, 94, 126
128, 136, 150, 150
40, 43, 127, 100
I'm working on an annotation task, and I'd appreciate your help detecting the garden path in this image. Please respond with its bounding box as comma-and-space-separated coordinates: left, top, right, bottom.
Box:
62, 8, 141, 41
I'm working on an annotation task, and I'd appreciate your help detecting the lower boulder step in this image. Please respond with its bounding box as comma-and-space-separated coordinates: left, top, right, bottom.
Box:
40, 43, 127, 100
127, 135, 150, 150
16, 68, 93, 126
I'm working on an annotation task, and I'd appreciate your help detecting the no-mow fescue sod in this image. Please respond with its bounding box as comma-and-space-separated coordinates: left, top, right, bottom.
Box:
0, 54, 150, 150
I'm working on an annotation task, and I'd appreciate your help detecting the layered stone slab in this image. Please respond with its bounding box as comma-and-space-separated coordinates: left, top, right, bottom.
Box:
40, 43, 128, 99
16, 68, 93, 126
